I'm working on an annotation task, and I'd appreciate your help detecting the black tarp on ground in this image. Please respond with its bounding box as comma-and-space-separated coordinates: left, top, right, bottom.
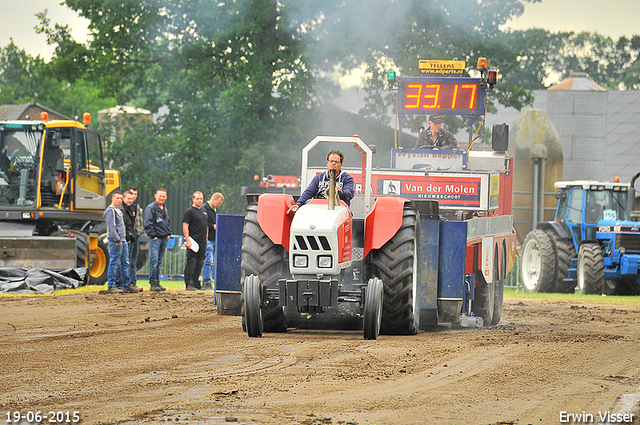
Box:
0, 267, 88, 294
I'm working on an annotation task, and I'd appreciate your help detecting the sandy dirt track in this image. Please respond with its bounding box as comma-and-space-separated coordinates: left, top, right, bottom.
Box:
1, 291, 639, 425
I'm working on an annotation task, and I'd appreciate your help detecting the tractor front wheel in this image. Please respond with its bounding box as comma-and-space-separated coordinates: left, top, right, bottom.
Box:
549, 234, 576, 293
363, 278, 383, 340
241, 203, 288, 333
577, 243, 604, 294
244, 275, 263, 337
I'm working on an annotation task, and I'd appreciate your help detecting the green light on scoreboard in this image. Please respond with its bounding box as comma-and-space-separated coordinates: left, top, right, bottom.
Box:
387, 71, 396, 79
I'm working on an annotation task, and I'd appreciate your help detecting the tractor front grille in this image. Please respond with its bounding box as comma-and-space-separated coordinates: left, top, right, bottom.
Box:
616, 233, 640, 252
294, 235, 332, 252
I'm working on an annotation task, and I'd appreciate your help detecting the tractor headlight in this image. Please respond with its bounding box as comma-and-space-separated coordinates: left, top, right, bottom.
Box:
620, 246, 626, 254
318, 255, 332, 268
293, 255, 308, 268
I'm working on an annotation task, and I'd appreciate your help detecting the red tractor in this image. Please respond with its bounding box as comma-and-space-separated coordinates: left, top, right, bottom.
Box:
239, 59, 516, 338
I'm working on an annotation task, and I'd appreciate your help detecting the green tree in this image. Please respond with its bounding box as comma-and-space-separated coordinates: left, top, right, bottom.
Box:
0, 42, 49, 105
0, 39, 113, 119
56, 0, 316, 212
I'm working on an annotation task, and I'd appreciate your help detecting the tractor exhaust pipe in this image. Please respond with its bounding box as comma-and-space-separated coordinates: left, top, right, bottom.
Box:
629, 172, 640, 217
328, 169, 337, 210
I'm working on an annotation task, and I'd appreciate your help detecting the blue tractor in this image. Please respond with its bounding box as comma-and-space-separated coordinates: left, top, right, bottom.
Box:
521, 177, 640, 295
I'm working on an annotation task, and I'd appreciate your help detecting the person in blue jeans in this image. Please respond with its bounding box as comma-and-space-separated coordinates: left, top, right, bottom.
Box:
104, 190, 136, 294
121, 189, 144, 292
202, 192, 224, 290
144, 188, 171, 292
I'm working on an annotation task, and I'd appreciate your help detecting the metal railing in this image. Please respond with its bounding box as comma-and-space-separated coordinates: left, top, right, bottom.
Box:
138, 241, 188, 280
506, 254, 521, 290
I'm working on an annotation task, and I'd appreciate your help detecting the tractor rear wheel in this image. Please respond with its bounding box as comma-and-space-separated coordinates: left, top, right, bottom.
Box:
370, 205, 419, 335
577, 243, 604, 294
472, 272, 495, 326
521, 230, 555, 293
363, 278, 383, 340
244, 275, 263, 337
241, 203, 288, 333
549, 234, 576, 293
490, 250, 505, 326
490, 278, 504, 326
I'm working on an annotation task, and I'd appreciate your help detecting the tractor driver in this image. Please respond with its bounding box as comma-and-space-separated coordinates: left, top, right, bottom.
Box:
586, 193, 603, 223
415, 114, 459, 150
288, 150, 355, 214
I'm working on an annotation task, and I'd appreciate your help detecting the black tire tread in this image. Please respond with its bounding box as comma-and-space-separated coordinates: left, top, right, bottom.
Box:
245, 275, 263, 337
578, 243, 604, 295
241, 203, 288, 332
472, 273, 495, 325
546, 232, 576, 293
370, 206, 419, 335
521, 229, 556, 293
363, 278, 383, 340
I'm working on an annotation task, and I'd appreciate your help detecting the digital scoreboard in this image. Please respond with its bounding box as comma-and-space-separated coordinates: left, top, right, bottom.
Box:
397, 77, 486, 116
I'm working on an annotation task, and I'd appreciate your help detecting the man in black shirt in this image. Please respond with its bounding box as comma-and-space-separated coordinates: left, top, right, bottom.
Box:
121, 190, 143, 292
182, 191, 208, 290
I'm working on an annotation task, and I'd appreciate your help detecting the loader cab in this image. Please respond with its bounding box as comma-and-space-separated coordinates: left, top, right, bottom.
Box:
40, 123, 107, 210
0, 123, 42, 207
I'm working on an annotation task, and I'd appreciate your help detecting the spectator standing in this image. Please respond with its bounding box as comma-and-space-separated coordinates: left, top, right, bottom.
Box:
127, 186, 145, 287
202, 192, 224, 290
121, 190, 143, 292
105, 190, 136, 294
183, 191, 208, 290
144, 188, 171, 292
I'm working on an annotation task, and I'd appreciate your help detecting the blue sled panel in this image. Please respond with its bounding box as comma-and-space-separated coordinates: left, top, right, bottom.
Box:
417, 217, 440, 328
215, 214, 244, 292
438, 221, 467, 300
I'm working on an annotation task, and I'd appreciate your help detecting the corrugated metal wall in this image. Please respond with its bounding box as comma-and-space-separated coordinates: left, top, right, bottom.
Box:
546, 84, 608, 181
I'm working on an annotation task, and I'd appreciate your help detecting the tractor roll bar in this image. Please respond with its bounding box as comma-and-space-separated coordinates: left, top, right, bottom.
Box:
301, 136, 373, 214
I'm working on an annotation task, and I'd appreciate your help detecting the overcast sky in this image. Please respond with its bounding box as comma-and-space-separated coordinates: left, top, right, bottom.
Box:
1, 0, 639, 61
503, 0, 640, 38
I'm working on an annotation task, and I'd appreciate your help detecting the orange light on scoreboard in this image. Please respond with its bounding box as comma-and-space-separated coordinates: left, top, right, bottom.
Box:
398, 78, 485, 115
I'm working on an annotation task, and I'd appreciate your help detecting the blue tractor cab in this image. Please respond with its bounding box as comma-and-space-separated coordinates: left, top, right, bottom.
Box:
521, 180, 640, 295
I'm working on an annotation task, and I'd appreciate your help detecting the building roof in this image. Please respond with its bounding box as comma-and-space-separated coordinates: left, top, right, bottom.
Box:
548, 73, 607, 92
0, 103, 71, 121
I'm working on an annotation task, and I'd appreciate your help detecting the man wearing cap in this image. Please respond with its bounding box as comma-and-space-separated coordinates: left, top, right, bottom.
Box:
415, 114, 459, 150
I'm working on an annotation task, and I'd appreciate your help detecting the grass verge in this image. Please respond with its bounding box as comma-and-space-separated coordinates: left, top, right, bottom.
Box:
504, 287, 640, 306
2, 282, 638, 307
